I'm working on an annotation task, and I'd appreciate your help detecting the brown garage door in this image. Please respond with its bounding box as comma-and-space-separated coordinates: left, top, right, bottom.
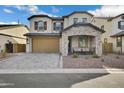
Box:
32, 37, 59, 53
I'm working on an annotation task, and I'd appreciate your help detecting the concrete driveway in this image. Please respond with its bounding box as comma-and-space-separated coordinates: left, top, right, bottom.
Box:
0, 53, 62, 69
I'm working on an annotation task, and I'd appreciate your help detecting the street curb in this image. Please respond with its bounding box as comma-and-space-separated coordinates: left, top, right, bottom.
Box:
0, 69, 124, 74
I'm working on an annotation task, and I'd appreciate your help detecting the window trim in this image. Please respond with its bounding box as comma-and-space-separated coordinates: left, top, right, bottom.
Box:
73, 18, 78, 24
82, 18, 87, 23
53, 22, 63, 31
118, 21, 124, 30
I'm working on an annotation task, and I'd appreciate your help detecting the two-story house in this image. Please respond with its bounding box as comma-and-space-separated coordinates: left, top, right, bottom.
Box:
106, 14, 124, 54
93, 13, 124, 54
24, 11, 105, 56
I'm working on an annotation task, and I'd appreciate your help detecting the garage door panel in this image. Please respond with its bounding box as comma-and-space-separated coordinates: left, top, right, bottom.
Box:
32, 37, 59, 53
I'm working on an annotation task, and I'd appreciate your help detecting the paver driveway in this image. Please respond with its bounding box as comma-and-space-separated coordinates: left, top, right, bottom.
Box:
0, 53, 61, 69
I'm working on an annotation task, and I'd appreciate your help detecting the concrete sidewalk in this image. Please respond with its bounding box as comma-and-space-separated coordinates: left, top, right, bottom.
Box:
0, 69, 124, 74
71, 73, 124, 88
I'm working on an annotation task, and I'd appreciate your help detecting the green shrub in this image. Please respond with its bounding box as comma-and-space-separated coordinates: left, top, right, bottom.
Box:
72, 53, 78, 58
92, 53, 100, 58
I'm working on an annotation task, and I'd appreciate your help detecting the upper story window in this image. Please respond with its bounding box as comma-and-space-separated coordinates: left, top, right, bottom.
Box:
118, 21, 124, 30
34, 21, 47, 31
73, 18, 78, 24
38, 21, 44, 30
82, 18, 87, 23
53, 22, 63, 31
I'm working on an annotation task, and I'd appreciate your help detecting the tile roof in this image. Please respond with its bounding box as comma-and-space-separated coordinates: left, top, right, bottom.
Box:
62, 22, 105, 33
111, 31, 124, 37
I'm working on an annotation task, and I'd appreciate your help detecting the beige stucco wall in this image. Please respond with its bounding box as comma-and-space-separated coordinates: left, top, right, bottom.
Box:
26, 37, 32, 53
30, 17, 62, 33
0, 26, 29, 52
0, 35, 26, 52
30, 17, 52, 33
64, 13, 93, 29
62, 26, 102, 56
94, 18, 113, 43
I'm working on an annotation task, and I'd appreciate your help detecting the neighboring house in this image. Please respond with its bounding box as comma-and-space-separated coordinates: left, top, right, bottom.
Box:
94, 13, 124, 54
0, 24, 29, 53
25, 11, 105, 56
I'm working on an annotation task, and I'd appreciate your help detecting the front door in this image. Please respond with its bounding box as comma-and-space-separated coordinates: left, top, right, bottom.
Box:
5, 42, 13, 53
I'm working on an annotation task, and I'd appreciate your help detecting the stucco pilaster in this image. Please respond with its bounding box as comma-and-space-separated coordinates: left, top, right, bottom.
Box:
26, 37, 32, 53
95, 35, 102, 56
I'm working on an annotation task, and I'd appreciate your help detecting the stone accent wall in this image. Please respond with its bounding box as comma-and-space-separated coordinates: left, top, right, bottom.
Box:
61, 26, 102, 56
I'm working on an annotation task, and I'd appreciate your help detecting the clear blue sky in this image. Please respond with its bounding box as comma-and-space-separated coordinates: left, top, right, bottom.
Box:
0, 5, 102, 26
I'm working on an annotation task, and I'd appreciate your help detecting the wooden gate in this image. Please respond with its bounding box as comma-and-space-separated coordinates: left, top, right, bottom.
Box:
13, 44, 26, 53
102, 43, 113, 53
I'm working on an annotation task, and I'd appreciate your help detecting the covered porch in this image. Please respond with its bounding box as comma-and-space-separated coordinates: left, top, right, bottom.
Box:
61, 23, 104, 56
68, 35, 95, 54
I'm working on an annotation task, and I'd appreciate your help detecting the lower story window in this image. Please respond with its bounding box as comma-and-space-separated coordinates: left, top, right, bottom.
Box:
116, 37, 122, 47
79, 36, 88, 48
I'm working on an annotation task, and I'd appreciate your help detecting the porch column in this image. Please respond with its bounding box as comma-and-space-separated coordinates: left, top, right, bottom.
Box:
95, 35, 102, 56
61, 34, 69, 56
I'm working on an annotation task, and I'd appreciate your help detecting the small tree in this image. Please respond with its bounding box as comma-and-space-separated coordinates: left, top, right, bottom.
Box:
72, 53, 79, 58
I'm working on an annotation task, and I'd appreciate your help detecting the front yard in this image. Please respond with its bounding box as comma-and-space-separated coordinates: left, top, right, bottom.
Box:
63, 54, 124, 68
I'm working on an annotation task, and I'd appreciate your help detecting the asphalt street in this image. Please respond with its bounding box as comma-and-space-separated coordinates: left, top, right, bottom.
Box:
0, 73, 108, 88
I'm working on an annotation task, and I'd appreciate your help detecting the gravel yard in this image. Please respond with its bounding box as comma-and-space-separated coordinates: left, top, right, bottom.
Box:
0, 53, 61, 69
63, 54, 124, 68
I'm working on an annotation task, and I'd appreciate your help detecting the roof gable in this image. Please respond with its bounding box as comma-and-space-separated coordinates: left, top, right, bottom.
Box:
108, 13, 124, 21
62, 23, 105, 33
63, 11, 94, 18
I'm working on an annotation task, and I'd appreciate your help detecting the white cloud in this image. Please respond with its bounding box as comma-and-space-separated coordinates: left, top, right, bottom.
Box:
0, 21, 18, 24
3, 9, 14, 14
14, 5, 57, 17
88, 5, 124, 17
52, 6, 60, 13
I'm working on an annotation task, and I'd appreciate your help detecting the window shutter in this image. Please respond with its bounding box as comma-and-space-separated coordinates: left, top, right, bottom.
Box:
61, 22, 63, 30
44, 21, 47, 30
53, 22, 56, 30
118, 21, 121, 29
34, 21, 38, 30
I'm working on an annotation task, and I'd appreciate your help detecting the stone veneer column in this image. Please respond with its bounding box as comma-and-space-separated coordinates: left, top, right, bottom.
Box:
61, 34, 69, 56
95, 35, 102, 56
